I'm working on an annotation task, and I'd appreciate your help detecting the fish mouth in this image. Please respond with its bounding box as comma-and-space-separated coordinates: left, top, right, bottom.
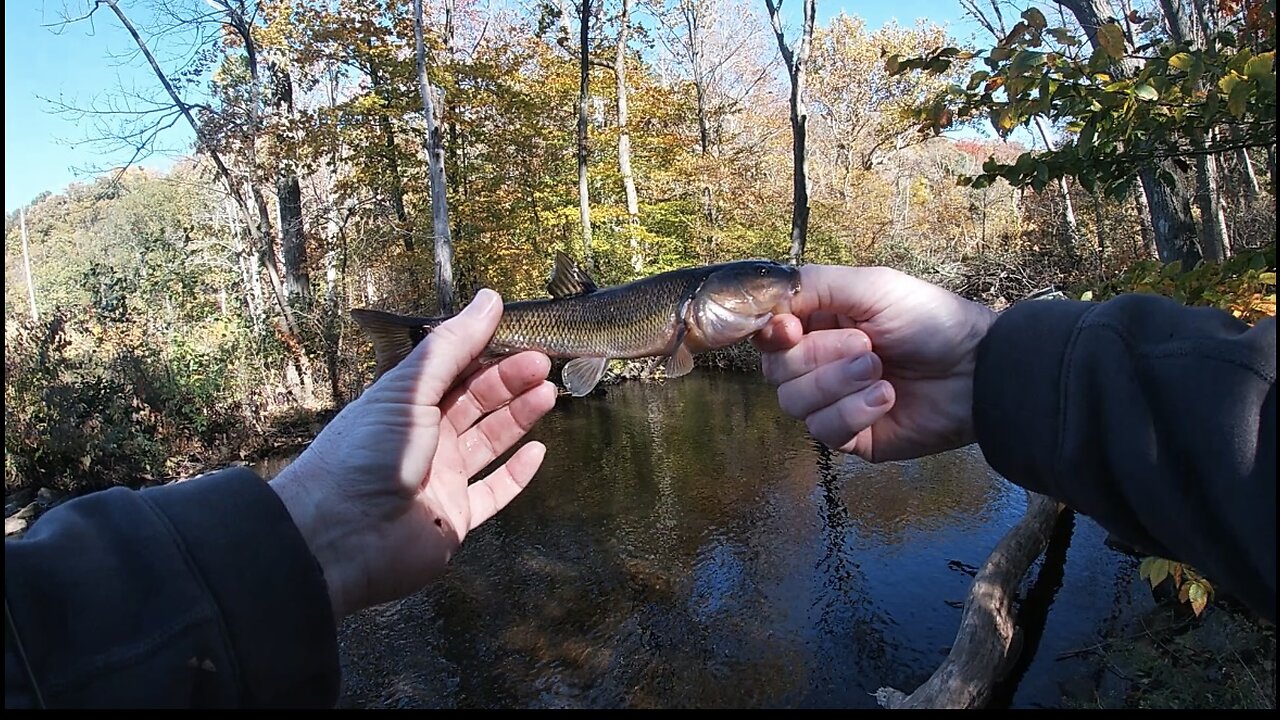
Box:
774, 268, 801, 313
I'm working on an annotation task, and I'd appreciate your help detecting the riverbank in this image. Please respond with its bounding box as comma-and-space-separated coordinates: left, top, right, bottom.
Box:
1061, 600, 1274, 709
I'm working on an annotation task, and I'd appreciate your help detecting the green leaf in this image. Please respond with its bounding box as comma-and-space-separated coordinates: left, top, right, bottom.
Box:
1228, 79, 1251, 118
1097, 23, 1126, 60
1259, 272, 1277, 285
1078, 120, 1096, 149
1244, 51, 1275, 82
1048, 27, 1080, 46
1079, 290, 1094, 302
1133, 83, 1158, 101
1022, 7, 1048, 30
1168, 52, 1193, 70
967, 70, 990, 91
991, 107, 1017, 135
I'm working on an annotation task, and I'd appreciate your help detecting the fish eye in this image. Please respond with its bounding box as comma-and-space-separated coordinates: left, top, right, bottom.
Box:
757, 266, 769, 276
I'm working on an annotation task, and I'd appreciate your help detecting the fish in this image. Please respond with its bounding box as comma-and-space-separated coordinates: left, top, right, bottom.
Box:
350, 252, 802, 397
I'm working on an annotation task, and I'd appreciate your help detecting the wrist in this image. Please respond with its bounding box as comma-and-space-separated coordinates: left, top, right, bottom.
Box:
269, 468, 360, 619
958, 300, 1000, 445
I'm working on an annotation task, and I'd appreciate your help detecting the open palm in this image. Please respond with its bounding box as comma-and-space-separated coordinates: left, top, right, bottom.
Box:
270, 290, 557, 617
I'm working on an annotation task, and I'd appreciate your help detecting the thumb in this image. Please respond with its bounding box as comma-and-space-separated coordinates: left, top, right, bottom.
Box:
791, 265, 909, 324
405, 289, 504, 406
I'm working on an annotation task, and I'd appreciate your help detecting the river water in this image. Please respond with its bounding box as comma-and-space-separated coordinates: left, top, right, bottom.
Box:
256, 373, 1151, 708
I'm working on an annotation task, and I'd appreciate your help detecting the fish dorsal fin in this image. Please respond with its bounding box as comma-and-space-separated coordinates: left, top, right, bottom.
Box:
547, 251, 599, 299
664, 343, 695, 378
562, 356, 609, 397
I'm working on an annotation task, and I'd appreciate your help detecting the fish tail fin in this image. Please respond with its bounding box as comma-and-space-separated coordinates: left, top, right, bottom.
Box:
350, 308, 440, 378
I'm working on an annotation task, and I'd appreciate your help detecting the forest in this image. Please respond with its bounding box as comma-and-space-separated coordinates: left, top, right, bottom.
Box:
4, 0, 1275, 533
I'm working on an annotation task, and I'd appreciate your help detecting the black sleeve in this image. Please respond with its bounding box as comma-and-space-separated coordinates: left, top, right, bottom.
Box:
973, 293, 1275, 623
5, 468, 340, 708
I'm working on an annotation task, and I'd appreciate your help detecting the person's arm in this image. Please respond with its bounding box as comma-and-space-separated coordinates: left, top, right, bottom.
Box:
6, 289, 557, 709
974, 294, 1275, 620
5, 468, 340, 709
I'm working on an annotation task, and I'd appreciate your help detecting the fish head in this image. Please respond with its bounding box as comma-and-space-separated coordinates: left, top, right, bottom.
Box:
685, 261, 801, 350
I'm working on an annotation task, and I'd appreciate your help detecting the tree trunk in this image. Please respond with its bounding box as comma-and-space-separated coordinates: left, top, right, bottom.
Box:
680, 1, 716, 226
614, 0, 642, 273
1032, 115, 1079, 254
19, 206, 38, 322
1056, 0, 1201, 268
765, 0, 816, 265
577, 0, 595, 266
270, 62, 312, 303
1234, 139, 1262, 202
682, 0, 712, 156
368, 64, 414, 253
414, 0, 456, 314
1161, 0, 1229, 262
876, 492, 1067, 708
1132, 186, 1158, 260
228, 200, 264, 334
615, 0, 639, 222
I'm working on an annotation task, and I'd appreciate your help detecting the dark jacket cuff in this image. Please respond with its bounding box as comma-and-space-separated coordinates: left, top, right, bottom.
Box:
973, 299, 1095, 491
143, 468, 340, 707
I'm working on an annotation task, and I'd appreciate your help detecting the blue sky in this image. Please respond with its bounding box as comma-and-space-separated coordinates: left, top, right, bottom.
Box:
4, 1, 979, 213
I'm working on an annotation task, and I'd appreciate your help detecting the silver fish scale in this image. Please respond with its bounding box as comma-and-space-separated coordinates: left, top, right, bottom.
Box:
485, 268, 714, 359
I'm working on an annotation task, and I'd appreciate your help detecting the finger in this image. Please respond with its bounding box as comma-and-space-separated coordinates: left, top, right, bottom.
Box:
403, 289, 503, 406
804, 380, 896, 451
441, 351, 552, 434
788, 265, 907, 322
761, 328, 872, 385
752, 314, 804, 352
467, 440, 548, 530
455, 381, 557, 478
776, 352, 883, 419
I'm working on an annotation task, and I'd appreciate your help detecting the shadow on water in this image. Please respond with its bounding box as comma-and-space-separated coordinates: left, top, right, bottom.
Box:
254, 373, 1147, 708
989, 510, 1076, 708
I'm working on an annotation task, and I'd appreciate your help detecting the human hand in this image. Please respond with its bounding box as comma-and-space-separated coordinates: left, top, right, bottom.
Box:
269, 290, 557, 618
754, 265, 997, 462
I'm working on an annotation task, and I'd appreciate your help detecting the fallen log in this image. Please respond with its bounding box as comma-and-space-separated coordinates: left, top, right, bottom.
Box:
875, 491, 1066, 709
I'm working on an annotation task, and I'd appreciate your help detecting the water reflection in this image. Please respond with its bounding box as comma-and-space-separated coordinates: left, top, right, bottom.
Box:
253, 373, 1146, 708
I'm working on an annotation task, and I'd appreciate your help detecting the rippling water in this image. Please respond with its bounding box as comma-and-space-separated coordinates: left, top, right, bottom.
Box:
257, 373, 1150, 708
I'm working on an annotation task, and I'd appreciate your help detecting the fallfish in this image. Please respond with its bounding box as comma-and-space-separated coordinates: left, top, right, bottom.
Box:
350, 252, 801, 397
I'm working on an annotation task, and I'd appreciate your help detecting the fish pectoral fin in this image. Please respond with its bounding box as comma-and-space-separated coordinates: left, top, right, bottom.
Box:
562, 356, 609, 397
664, 343, 695, 378
350, 308, 434, 378
547, 251, 599, 299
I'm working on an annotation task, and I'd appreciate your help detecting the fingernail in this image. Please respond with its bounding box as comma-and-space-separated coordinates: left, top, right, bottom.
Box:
465, 288, 500, 315
848, 355, 875, 381
867, 382, 892, 407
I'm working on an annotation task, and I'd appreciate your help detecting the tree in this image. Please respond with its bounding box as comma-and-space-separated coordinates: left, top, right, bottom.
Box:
1056, 0, 1205, 266
415, 0, 456, 313
577, 0, 596, 265
764, 0, 816, 264
808, 16, 964, 200
1161, 0, 1231, 261
890, 2, 1276, 268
